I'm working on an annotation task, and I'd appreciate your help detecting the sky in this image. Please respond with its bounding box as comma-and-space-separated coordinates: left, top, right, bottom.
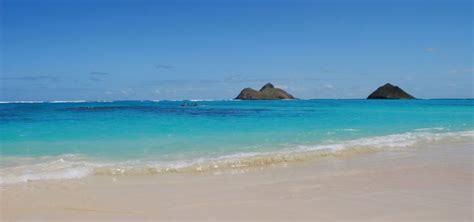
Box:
1, 0, 472, 101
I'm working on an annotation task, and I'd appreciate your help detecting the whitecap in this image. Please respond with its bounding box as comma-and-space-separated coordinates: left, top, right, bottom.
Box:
2, 130, 473, 184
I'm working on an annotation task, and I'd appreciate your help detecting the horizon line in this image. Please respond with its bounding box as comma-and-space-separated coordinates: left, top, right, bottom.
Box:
1, 98, 474, 104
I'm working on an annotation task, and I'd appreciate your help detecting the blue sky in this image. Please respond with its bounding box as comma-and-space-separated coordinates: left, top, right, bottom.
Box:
1, 0, 472, 100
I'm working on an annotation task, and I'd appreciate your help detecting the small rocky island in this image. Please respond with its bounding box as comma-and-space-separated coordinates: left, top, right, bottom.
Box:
367, 83, 415, 99
235, 83, 297, 100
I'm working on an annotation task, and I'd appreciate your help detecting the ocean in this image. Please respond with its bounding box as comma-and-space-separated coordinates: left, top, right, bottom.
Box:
1, 99, 473, 184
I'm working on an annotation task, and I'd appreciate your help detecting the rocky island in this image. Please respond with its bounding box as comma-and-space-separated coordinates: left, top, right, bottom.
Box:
235, 83, 297, 100
367, 83, 415, 99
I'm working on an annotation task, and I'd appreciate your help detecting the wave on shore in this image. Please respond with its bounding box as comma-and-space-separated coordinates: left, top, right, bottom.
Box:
1, 129, 473, 185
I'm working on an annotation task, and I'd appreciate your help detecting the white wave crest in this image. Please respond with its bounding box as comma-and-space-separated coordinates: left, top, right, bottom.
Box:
0, 156, 101, 185
49, 100, 87, 103
0, 101, 46, 104
1, 130, 473, 185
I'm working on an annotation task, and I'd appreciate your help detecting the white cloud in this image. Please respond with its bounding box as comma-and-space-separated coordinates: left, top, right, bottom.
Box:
449, 68, 474, 74
322, 84, 335, 89
120, 88, 134, 95
424, 47, 437, 53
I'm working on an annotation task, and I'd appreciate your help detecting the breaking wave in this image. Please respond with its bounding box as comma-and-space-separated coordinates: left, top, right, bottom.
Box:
1, 129, 473, 185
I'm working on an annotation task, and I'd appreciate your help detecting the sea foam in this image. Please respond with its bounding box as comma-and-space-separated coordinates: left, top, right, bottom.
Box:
1, 129, 472, 185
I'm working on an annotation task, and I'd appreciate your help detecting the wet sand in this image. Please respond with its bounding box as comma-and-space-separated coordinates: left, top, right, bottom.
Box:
1, 142, 473, 221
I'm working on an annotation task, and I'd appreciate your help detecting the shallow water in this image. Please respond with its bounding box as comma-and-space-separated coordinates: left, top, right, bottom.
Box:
0, 99, 473, 184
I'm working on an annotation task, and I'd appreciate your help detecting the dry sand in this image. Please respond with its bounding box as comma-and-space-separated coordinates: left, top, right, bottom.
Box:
1, 142, 473, 221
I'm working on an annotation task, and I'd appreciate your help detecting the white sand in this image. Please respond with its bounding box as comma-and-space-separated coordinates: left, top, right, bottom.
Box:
1, 142, 473, 221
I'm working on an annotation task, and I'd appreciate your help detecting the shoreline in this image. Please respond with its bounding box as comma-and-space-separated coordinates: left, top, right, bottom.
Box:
1, 141, 473, 221
2, 129, 473, 185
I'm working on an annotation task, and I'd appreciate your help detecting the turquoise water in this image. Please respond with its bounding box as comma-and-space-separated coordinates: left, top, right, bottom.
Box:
1, 99, 473, 184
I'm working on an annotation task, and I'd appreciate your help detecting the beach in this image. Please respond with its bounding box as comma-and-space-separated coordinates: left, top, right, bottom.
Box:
1, 100, 473, 221
2, 141, 472, 221
2, 0, 473, 220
